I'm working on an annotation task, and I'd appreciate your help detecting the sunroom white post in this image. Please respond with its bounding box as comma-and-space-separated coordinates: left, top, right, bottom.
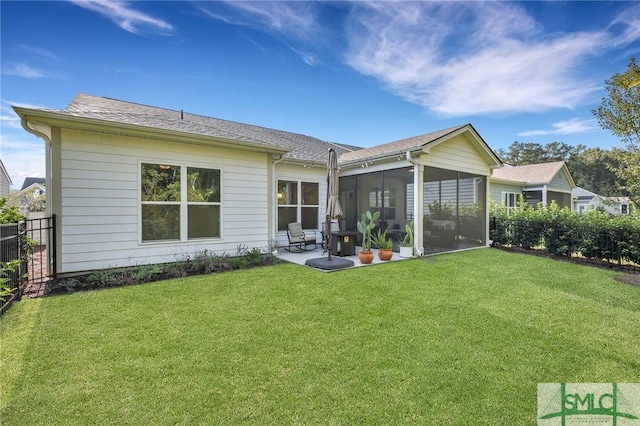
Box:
485, 175, 491, 247
414, 163, 424, 255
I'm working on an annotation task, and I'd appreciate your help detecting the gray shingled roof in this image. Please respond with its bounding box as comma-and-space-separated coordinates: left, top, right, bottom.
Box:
338, 124, 468, 164
21, 177, 45, 191
52, 94, 361, 163
491, 161, 566, 184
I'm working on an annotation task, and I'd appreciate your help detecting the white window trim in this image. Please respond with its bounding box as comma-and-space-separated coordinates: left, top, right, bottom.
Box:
139, 161, 223, 244
277, 179, 320, 231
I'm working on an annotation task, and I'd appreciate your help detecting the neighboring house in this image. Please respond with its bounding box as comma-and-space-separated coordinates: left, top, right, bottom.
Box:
21, 177, 46, 191
573, 187, 631, 215
490, 161, 576, 210
0, 158, 12, 198
14, 93, 502, 276
13, 180, 46, 213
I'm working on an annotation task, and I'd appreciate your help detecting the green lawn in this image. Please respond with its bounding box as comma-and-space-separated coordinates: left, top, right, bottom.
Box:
1, 249, 639, 425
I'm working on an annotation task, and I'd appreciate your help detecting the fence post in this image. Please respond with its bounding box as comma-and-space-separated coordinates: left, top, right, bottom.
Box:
617, 228, 623, 269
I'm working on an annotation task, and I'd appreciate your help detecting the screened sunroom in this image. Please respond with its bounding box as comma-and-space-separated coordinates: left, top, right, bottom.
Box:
337, 124, 501, 255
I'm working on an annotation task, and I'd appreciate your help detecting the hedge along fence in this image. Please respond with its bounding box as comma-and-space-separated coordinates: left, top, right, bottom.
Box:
490, 200, 640, 268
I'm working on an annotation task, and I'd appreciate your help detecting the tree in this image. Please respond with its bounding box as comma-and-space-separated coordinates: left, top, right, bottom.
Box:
593, 57, 640, 202
497, 141, 576, 166
594, 57, 640, 147
567, 147, 626, 196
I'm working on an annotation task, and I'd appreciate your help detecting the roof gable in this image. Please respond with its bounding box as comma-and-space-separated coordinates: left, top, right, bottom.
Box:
491, 161, 574, 186
21, 177, 45, 190
338, 124, 502, 168
0, 159, 11, 185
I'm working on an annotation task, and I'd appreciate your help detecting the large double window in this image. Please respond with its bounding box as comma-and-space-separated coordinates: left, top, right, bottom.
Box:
277, 180, 319, 231
141, 163, 221, 242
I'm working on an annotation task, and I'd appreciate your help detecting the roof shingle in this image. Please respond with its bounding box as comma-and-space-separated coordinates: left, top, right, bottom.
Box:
61, 94, 360, 163
491, 161, 566, 184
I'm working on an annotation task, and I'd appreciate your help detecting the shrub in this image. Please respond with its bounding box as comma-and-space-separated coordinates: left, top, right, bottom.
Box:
490, 201, 640, 266
46, 247, 282, 295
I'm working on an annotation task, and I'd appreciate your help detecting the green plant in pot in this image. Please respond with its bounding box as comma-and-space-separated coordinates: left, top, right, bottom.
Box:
371, 228, 393, 261
399, 221, 414, 258
356, 210, 380, 264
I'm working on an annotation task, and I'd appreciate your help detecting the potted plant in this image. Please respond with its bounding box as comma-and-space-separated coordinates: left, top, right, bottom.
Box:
356, 210, 380, 264
399, 221, 414, 258
371, 228, 393, 261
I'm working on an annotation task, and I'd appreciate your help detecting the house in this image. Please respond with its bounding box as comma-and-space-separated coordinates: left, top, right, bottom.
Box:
21, 177, 46, 191
0, 159, 12, 198
490, 161, 576, 210
14, 93, 501, 276
12, 178, 46, 213
573, 187, 631, 215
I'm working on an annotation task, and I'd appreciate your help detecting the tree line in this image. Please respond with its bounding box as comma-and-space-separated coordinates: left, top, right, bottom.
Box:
498, 57, 639, 204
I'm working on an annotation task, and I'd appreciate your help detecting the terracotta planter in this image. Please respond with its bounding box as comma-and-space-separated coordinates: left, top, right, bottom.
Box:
358, 250, 374, 264
378, 248, 393, 261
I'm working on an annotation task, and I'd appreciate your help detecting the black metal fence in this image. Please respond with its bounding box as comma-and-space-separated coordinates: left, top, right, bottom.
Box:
1, 215, 56, 314
1, 221, 27, 312
490, 216, 640, 269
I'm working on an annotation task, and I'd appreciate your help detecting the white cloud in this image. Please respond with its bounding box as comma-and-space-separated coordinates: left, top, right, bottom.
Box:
0, 133, 46, 190
344, 1, 618, 116
518, 118, 600, 137
17, 44, 60, 62
0, 100, 48, 188
3, 63, 45, 79
198, 1, 320, 41
69, 0, 173, 35
197, 1, 324, 66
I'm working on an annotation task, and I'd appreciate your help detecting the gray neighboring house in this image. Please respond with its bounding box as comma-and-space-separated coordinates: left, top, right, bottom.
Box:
573, 187, 631, 215
490, 161, 576, 210
0, 159, 12, 198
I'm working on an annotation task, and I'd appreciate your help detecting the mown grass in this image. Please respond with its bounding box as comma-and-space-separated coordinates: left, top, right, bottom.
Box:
1, 248, 639, 425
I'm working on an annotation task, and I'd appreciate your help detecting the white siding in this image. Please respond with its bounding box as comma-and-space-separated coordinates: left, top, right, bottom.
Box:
59, 129, 271, 273
489, 182, 523, 205
273, 163, 327, 247
0, 161, 10, 197
549, 169, 572, 192
421, 135, 491, 176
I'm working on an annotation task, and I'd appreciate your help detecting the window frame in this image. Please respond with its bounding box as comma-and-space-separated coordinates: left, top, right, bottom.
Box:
277, 179, 320, 231
139, 161, 223, 244
501, 191, 520, 215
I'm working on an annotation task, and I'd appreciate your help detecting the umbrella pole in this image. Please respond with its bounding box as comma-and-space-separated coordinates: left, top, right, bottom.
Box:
326, 214, 332, 261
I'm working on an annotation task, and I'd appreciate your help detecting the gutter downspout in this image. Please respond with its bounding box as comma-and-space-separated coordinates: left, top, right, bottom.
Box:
21, 118, 53, 215
271, 155, 285, 249
20, 117, 58, 276
406, 151, 423, 256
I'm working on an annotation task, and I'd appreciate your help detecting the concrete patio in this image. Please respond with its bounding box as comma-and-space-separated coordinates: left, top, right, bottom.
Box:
277, 245, 408, 271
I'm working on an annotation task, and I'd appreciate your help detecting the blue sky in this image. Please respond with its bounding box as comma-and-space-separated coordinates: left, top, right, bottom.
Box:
1, 1, 639, 189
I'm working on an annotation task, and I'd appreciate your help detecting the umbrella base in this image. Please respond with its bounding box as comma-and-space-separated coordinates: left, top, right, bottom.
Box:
305, 257, 354, 271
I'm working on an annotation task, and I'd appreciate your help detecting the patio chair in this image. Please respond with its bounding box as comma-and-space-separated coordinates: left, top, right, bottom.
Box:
321, 220, 340, 249
286, 222, 318, 252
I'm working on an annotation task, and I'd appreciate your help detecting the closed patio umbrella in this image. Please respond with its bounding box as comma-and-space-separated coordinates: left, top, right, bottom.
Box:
326, 148, 343, 260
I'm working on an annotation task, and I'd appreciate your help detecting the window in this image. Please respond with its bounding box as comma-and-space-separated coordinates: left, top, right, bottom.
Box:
621, 204, 629, 215
368, 187, 396, 220
501, 191, 520, 214
277, 180, 318, 231
141, 163, 220, 242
